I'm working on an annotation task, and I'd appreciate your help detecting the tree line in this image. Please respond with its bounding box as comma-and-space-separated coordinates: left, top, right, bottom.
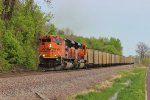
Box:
0, 0, 123, 72
0, 0, 52, 72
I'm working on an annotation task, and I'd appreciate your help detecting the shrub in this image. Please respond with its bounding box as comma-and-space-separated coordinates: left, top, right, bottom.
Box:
2, 30, 25, 65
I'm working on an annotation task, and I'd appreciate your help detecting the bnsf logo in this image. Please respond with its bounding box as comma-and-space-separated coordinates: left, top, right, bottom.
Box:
42, 48, 60, 51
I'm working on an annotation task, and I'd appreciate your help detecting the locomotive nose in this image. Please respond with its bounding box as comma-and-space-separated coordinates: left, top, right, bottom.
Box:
41, 47, 60, 58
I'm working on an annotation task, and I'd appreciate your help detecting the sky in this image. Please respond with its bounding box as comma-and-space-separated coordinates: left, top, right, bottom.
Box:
35, 0, 150, 56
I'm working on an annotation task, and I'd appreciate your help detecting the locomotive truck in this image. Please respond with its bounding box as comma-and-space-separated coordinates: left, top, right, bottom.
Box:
38, 35, 134, 69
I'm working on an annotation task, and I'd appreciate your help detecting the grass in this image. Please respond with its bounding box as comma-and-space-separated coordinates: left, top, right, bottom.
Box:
75, 67, 147, 100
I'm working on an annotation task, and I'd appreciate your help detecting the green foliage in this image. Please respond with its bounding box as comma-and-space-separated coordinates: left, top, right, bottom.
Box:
22, 44, 37, 70
0, 33, 11, 72
0, 0, 51, 72
3, 30, 25, 65
103, 45, 117, 54
0, 1, 4, 32
57, 29, 65, 36
48, 24, 57, 35
110, 38, 123, 54
0, 57, 11, 72
76, 68, 146, 100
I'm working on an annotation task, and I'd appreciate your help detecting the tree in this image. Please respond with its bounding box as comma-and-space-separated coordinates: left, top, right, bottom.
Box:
48, 24, 57, 35
110, 37, 123, 55
1, 0, 16, 21
103, 45, 117, 54
57, 30, 64, 36
136, 42, 149, 59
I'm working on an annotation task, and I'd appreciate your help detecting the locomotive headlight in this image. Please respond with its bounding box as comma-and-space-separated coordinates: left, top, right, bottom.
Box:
49, 44, 52, 48
43, 54, 45, 57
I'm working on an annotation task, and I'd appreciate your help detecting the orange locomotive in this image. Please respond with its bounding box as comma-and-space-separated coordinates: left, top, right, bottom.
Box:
38, 35, 86, 69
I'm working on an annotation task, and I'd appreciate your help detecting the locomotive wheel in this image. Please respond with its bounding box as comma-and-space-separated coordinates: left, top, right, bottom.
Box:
79, 63, 85, 69
63, 62, 74, 69
73, 59, 79, 69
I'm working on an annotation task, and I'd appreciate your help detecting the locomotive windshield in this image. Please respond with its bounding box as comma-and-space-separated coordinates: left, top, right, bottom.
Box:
52, 38, 62, 43
42, 39, 51, 42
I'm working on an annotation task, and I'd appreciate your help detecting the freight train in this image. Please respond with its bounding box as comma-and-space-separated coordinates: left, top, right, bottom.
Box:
38, 35, 134, 69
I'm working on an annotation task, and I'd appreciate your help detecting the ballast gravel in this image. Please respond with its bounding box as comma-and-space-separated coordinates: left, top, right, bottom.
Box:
0, 65, 133, 100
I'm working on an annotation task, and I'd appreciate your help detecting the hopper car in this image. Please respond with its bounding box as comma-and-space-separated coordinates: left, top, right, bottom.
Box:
38, 35, 134, 69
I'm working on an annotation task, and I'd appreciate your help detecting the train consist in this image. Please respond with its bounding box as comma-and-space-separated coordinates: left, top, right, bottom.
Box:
38, 35, 134, 69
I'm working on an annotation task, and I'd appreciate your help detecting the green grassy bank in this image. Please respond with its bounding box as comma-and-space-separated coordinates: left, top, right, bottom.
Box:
75, 67, 147, 100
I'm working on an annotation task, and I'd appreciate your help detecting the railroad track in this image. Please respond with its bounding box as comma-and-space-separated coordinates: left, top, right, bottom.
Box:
0, 65, 133, 79
0, 66, 93, 78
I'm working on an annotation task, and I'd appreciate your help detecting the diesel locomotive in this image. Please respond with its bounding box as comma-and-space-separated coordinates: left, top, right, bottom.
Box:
38, 35, 134, 69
